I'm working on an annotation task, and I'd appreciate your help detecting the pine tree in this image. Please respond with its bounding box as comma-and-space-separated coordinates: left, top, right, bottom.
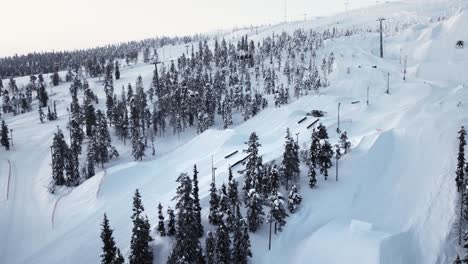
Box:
157, 203, 166, 236
129, 189, 153, 264
84, 93, 97, 137
218, 184, 230, 219
246, 189, 264, 232
69, 88, 84, 157
268, 192, 288, 232
167, 207, 176, 236
38, 84, 49, 107
281, 128, 300, 190
227, 167, 239, 211
205, 231, 216, 264
310, 128, 320, 169
215, 221, 231, 264
115, 61, 120, 80
95, 110, 119, 167
130, 98, 145, 161
456, 126, 466, 192
51, 128, 70, 186
308, 166, 317, 188
1, 120, 10, 150
115, 249, 124, 264
316, 123, 329, 140
288, 185, 302, 213
86, 140, 96, 178
231, 217, 252, 264
209, 180, 221, 225
100, 214, 123, 264
318, 139, 333, 180
340, 131, 351, 154
244, 132, 262, 200
192, 164, 204, 238
168, 173, 204, 263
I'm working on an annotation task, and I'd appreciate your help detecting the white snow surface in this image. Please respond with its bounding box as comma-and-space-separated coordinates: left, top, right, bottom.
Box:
1, 0, 468, 263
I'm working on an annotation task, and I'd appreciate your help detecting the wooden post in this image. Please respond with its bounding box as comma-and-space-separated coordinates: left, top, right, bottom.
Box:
367, 86, 370, 106
386, 72, 390, 94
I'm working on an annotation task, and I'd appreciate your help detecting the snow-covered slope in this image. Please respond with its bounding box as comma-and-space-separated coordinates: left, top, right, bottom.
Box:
1, 0, 468, 263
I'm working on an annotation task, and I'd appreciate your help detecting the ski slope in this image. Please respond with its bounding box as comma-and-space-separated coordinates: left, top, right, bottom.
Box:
1, 0, 468, 263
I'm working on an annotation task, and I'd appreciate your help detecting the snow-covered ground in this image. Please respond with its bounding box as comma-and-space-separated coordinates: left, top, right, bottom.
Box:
1, 0, 468, 263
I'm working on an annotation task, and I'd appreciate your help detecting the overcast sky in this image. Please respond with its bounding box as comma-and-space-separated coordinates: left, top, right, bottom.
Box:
0, 0, 380, 57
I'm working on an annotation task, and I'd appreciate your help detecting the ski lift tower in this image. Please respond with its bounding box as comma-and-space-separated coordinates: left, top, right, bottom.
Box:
377, 18, 386, 58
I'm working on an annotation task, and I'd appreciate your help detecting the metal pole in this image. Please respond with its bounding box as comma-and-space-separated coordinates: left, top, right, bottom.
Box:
10, 129, 13, 147
386, 72, 390, 94
295, 133, 299, 145
336, 155, 338, 181
337, 103, 341, 134
367, 86, 370, 106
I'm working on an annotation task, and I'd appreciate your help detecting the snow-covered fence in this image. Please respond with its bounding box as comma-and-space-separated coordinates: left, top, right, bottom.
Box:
297, 117, 307, 124
224, 150, 239, 159
307, 119, 320, 129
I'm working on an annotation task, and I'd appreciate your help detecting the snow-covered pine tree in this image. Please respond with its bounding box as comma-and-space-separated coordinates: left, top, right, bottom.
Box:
1, 120, 10, 150
340, 131, 351, 154
246, 188, 264, 232
215, 221, 231, 264
317, 123, 329, 140
166, 207, 176, 236
265, 164, 280, 197
318, 139, 333, 180
308, 164, 317, 188
219, 183, 230, 219
130, 97, 145, 160
69, 88, 84, 157
86, 140, 96, 178
95, 110, 119, 167
268, 192, 288, 232
192, 164, 204, 238
129, 189, 153, 264
243, 132, 262, 201
83, 90, 97, 137
209, 180, 221, 225
205, 231, 216, 264
167, 173, 204, 263
51, 128, 70, 186
310, 128, 320, 169
456, 126, 466, 192
231, 217, 252, 264
227, 166, 239, 211
281, 128, 300, 190
288, 185, 303, 213
156, 203, 166, 237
